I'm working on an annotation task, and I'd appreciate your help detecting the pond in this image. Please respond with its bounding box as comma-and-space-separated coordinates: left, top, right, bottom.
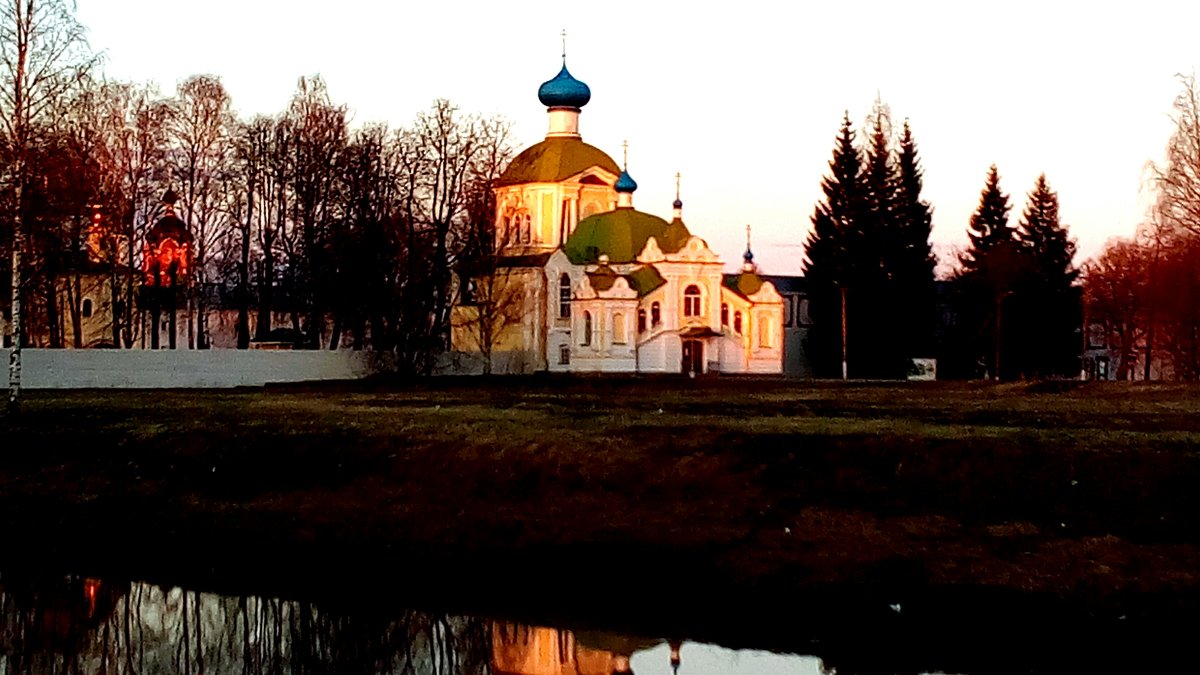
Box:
0, 571, 1187, 674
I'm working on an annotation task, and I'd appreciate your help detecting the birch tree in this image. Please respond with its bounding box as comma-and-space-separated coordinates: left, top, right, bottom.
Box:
1, 0, 92, 411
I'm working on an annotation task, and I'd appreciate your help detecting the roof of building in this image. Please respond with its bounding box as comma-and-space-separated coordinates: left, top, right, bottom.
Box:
625, 265, 666, 297
760, 274, 807, 295
615, 169, 638, 193
146, 214, 192, 246
496, 137, 620, 187
565, 209, 690, 265
496, 252, 554, 268
538, 64, 591, 109
586, 266, 620, 291
723, 271, 766, 300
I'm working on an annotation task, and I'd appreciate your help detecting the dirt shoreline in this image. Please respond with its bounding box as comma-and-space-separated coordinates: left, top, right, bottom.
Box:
3, 378, 1199, 669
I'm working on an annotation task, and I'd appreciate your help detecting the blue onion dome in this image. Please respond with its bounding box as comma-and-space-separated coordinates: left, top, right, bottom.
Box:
615, 169, 638, 193
672, 197, 683, 209
538, 64, 591, 109
743, 245, 755, 264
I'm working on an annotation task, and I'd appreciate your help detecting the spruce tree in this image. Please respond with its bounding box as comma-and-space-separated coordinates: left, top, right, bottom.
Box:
952, 165, 1018, 379
803, 113, 863, 377
1013, 174, 1079, 377
893, 119, 937, 368
854, 100, 900, 376
962, 164, 1015, 271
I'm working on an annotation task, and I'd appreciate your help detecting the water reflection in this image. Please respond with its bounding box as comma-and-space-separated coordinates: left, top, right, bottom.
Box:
1, 574, 491, 675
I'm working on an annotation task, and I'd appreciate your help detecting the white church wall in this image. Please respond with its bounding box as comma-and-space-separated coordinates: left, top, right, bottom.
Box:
3, 348, 384, 389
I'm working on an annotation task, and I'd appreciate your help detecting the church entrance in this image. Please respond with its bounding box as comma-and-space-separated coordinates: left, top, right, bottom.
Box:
681, 340, 704, 375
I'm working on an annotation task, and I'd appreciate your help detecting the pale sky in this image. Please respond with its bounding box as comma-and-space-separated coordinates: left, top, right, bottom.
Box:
76, 0, 1199, 276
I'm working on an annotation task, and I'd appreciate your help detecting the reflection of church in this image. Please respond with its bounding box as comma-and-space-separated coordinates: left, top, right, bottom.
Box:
451, 56, 785, 375
492, 623, 682, 675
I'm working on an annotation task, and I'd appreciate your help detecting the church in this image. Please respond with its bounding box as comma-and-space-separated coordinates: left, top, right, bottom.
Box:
449, 57, 785, 375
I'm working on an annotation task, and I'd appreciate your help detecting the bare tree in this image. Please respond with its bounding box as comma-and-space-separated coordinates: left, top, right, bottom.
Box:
284, 76, 346, 349
1083, 238, 1152, 379
166, 74, 233, 349
95, 80, 171, 348
1150, 74, 1200, 238
1, 0, 93, 410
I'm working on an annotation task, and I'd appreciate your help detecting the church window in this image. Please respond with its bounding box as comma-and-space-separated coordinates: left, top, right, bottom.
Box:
583, 311, 592, 346
683, 285, 701, 317
734, 311, 743, 335
613, 313, 626, 344
559, 345, 571, 365
506, 214, 519, 246
638, 309, 646, 333
82, 298, 93, 318
521, 214, 532, 244
651, 302, 661, 326
758, 316, 772, 348
721, 303, 729, 326
559, 274, 571, 319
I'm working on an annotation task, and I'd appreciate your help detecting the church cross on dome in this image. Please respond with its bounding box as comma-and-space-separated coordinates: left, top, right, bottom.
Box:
561, 29, 567, 63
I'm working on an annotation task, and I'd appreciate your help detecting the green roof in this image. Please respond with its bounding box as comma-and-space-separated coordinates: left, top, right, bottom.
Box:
586, 266, 619, 291
625, 265, 666, 297
564, 209, 691, 264
723, 271, 765, 300
495, 137, 620, 187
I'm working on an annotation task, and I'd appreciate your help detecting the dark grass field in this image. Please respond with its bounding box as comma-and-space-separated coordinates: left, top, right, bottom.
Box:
2, 377, 1199, 670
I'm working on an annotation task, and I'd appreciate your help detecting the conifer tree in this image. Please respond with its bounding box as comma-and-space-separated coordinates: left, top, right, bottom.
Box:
803, 112, 863, 377
892, 119, 937, 366
962, 164, 1015, 271
854, 100, 901, 376
1013, 174, 1079, 377
949, 165, 1019, 379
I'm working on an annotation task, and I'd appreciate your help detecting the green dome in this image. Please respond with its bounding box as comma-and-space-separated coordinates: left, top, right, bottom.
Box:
496, 137, 619, 187
565, 209, 691, 264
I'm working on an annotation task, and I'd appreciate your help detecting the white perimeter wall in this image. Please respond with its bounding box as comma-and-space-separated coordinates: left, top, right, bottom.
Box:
0, 349, 384, 389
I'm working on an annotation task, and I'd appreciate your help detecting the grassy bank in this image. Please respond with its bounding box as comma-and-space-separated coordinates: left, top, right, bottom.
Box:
2, 378, 1199, 667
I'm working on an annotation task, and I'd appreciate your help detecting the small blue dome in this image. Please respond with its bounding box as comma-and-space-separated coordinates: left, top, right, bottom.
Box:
538, 64, 591, 109
672, 198, 683, 209
615, 169, 638, 193
743, 246, 755, 263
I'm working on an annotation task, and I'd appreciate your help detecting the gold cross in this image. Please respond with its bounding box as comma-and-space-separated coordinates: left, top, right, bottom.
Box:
675, 172, 681, 200
561, 29, 567, 62
622, 140, 629, 169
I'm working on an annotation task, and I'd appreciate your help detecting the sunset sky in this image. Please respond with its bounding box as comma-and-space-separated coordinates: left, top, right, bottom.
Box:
77, 0, 1199, 275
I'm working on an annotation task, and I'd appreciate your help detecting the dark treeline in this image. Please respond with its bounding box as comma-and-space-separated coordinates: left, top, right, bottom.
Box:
803, 100, 937, 379
1, 1, 512, 374
804, 98, 1082, 381
945, 168, 1080, 380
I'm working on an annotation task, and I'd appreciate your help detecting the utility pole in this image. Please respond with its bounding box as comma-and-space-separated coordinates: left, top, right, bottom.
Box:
840, 286, 848, 380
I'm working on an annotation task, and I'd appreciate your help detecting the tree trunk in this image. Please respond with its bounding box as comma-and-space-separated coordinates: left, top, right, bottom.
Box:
8, 180, 24, 412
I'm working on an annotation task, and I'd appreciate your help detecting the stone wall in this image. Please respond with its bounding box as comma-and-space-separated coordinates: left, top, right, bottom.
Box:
0, 349, 386, 389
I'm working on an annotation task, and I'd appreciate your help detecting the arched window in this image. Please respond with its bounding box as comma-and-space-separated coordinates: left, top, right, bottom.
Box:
638, 309, 646, 333
506, 214, 519, 246
613, 313, 626, 344
651, 302, 661, 326
683, 285, 701, 317
559, 274, 571, 319
758, 316, 771, 347
81, 298, 93, 318
583, 311, 592, 346
734, 311, 743, 335
720, 303, 729, 326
